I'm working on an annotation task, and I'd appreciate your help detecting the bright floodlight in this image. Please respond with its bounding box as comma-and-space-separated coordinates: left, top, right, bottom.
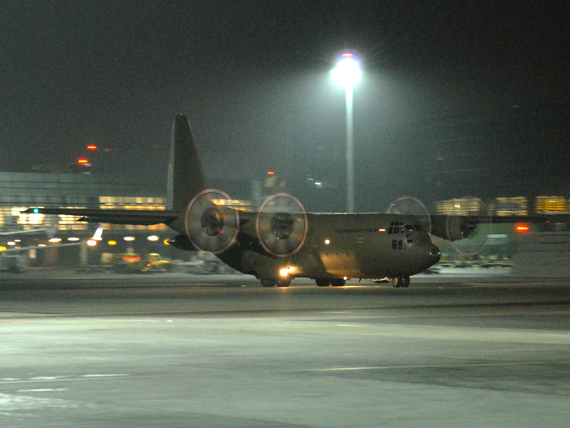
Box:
331, 54, 361, 86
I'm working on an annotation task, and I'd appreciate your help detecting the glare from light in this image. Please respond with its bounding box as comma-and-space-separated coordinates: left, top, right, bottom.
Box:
124, 236, 135, 241
147, 235, 159, 241
331, 56, 361, 86
279, 268, 288, 278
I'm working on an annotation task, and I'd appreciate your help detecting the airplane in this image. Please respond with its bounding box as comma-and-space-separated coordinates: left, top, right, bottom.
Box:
23, 115, 542, 288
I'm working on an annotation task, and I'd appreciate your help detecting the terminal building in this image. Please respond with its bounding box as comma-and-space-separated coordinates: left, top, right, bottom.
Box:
0, 171, 170, 267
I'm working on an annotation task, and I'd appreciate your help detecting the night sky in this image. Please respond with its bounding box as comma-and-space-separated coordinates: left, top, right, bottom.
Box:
1, 1, 569, 211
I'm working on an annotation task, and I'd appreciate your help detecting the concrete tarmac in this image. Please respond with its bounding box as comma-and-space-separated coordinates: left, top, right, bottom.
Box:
1, 271, 570, 427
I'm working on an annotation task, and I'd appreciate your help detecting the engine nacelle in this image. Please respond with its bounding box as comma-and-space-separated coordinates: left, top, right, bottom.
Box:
430, 216, 477, 241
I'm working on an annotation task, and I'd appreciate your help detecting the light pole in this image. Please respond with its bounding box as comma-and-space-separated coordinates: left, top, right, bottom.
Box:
331, 52, 361, 213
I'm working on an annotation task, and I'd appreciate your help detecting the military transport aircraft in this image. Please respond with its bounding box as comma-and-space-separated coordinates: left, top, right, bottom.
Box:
24, 115, 538, 288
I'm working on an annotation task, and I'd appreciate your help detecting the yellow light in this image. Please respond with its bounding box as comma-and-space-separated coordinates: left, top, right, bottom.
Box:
108, 240, 117, 245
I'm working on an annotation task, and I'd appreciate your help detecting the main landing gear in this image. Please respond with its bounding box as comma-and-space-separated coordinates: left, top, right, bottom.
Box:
391, 275, 410, 288
260, 279, 291, 287
315, 278, 346, 287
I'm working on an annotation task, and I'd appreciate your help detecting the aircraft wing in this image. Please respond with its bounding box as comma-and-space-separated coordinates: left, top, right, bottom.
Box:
21, 208, 178, 226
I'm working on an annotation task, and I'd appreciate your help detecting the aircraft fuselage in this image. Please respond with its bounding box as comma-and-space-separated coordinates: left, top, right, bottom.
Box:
218, 213, 441, 282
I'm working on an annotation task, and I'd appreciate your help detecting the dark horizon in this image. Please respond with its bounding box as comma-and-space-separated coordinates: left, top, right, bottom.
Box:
2, 1, 569, 212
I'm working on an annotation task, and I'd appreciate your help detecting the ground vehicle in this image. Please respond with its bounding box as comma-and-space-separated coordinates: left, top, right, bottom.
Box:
102, 253, 144, 273
140, 253, 171, 273
102, 252, 170, 273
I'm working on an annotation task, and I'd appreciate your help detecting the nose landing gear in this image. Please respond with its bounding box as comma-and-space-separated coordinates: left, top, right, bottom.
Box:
391, 275, 410, 288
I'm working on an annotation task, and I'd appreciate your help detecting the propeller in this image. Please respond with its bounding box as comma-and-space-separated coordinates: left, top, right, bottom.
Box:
255, 193, 308, 257
386, 196, 432, 232
447, 196, 492, 256
184, 189, 239, 254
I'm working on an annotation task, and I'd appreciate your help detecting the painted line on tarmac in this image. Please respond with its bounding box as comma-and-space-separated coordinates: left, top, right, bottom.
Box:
0, 374, 130, 385
292, 359, 570, 373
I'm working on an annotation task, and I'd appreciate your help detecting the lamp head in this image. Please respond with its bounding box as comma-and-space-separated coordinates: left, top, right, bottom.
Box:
331, 51, 362, 86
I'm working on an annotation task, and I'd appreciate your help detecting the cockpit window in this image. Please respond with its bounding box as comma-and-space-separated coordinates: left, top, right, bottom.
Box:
387, 221, 405, 234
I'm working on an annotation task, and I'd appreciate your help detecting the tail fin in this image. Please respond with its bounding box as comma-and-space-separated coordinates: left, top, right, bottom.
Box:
166, 115, 208, 212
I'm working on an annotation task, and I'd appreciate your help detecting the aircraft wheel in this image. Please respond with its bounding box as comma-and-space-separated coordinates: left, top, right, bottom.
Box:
330, 278, 346, 287
391, 276, 410, 288
260, 279, 276, 287
276, 280, 291, 287
315, 278, 330, 287
391, 276, 403, 288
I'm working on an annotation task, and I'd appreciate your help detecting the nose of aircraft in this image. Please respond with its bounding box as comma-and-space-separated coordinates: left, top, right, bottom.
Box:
408, 240, 441, 272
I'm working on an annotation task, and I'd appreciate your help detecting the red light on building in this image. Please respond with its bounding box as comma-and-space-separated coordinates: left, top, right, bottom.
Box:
78, 158, 89, 164
515, 224, 530, 233
87, 144, 97, 150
